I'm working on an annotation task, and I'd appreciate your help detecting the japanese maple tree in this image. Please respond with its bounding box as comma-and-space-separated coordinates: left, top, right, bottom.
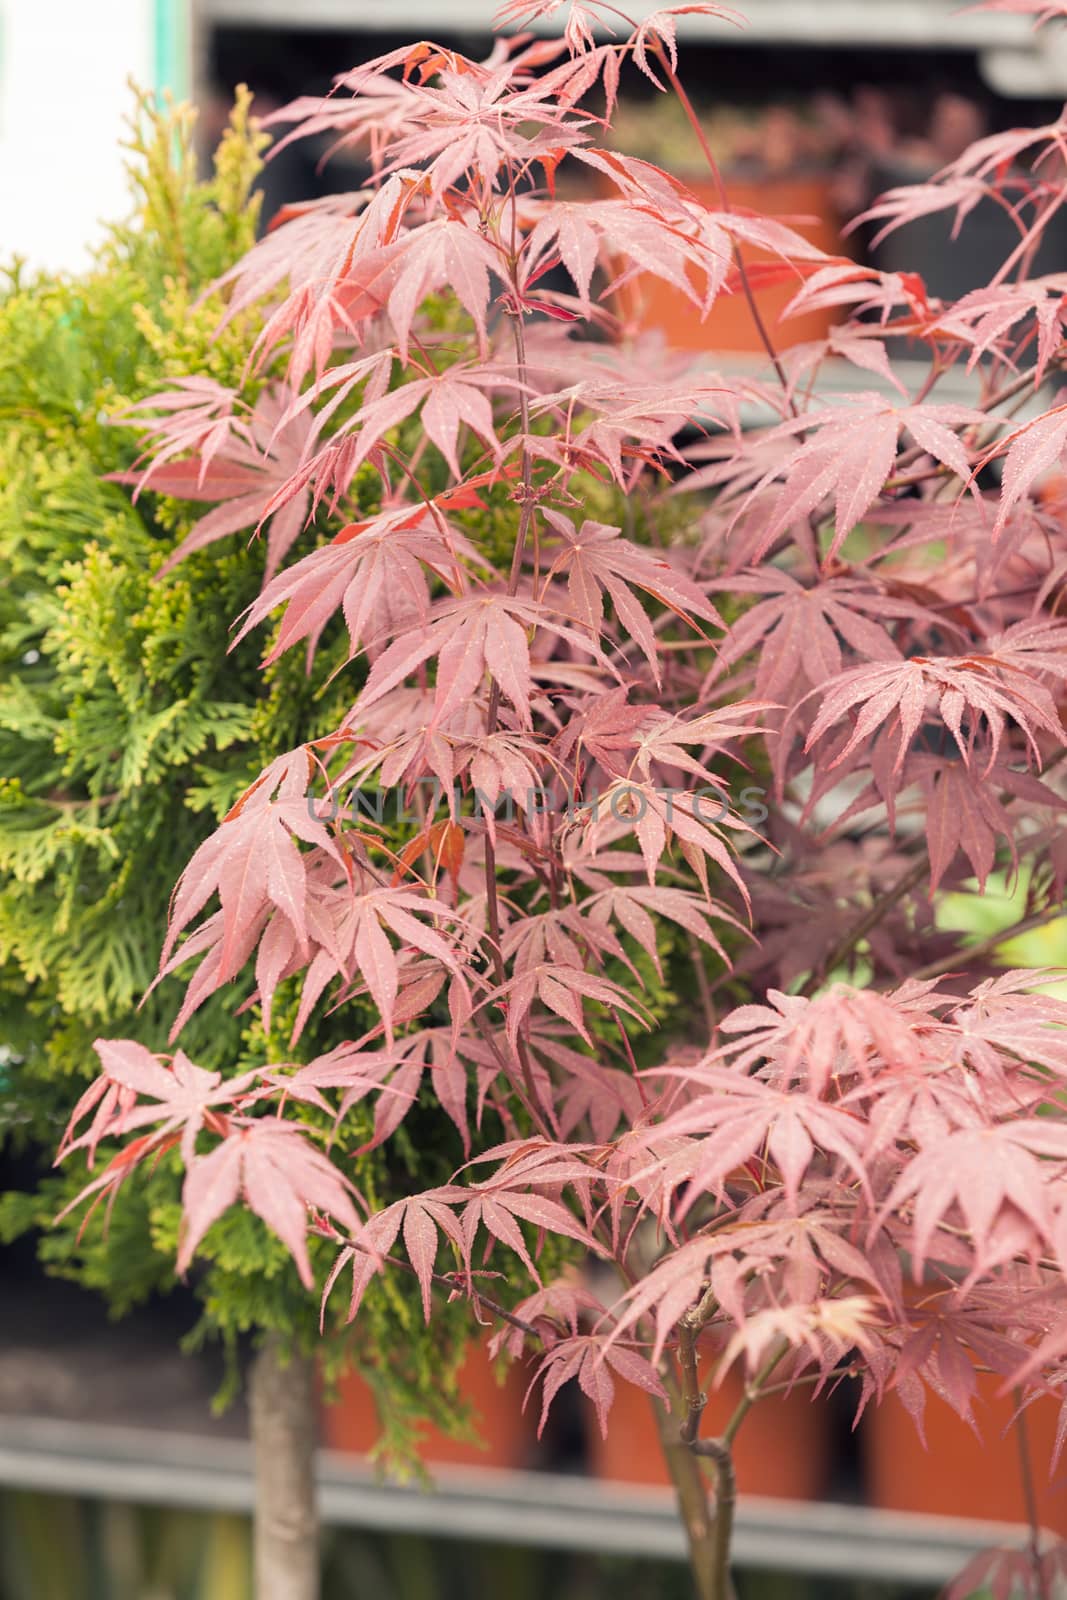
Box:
59, 3, 1067, 1597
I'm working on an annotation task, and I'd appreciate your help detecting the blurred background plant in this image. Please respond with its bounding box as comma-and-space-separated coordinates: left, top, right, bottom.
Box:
0, 1491, 928, 1600
606, 93, 846, 178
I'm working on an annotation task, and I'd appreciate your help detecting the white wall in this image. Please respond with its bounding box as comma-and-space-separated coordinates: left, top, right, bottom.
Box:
0, 0, 157, 272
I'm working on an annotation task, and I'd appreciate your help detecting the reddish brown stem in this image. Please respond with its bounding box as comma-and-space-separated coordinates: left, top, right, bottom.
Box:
1014, 1389, 1050, 1600
654, 42, 797, 417
478, 295, 544, 1123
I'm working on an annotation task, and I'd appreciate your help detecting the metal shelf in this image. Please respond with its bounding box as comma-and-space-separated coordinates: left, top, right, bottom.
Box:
706, 353, 1051, 431
0, 1414, 1037, 1586
197, 0, 1024, 47
196, 0, 1067, 96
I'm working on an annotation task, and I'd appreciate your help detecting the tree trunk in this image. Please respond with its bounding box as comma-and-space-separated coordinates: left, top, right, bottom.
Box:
652, 1390, 737, 1600
249, 1334, 319, 1600
652, 1392, 717, 1600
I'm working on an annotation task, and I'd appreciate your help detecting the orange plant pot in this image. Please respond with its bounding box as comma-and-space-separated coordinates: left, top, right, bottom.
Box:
320, 1341, 538, 1471
605, 173, 844, 356
863, 1374, 1067, 1534
588, 1372, 830, 1500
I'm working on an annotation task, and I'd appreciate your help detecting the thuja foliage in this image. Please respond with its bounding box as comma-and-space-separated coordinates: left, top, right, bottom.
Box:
53, 2, 1067, 1594
0, 91, 491, 1461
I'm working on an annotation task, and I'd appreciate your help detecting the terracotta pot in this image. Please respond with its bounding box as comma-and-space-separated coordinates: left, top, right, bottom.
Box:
600, 171, 845, 355
863, 1373, 1067, 1534
588, 1371, 830, 1499
320, 1341, 537, 1470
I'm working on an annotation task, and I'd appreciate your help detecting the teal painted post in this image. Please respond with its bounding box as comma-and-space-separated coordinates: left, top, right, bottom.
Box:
153, 0, 189, 100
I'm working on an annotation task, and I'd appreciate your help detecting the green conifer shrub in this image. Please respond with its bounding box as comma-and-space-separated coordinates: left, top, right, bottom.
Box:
0, 90, 485, 1466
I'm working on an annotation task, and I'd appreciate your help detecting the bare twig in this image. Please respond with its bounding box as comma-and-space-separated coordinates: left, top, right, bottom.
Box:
688, 933, 718, 1039
678, 1313, 709, 1445
1014, 1388, 1051, 1600
335, 1234, 545, 1342
651, 41, 798, 419
909, 902, 1066, 986
690, 1435, 738, 1600
801, 856, 928, 997
803, 747, 1067, 996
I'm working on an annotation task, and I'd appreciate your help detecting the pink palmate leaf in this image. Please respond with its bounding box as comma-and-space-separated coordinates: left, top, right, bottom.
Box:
879, 1122, 1067, 1277
604, 1215, 882, 1366
647, 1069, 870, 1212
919, 759, 1067, 891
328, 1167, 600, 1324
980, 405, 1067, 536
851, 176, 994, 248
961, 0, 1067, 23
585, 884, 742, 974
231, 502, 483, 667
352, 592, 617, 731
109, 377, 242, 479
709, 569, 937, 701
629, 7, 746, 87
155, 748, 341, 999
497, 960, 651, 1051
60, 1040, 262, 1167
784, 331, 909, 397
365, 66, 594, 200
586, 779, 752, 905
945, 277, 1067, 384
804, 632, 1067, 776
539, 511, 722, 675
711, 982, 927, 1096
179, 1121, 362, 1288
110, 385, 318, 582
737, 397, 981, 562
719, 1298, 877, 1379
531, 1334, 667, 1437
523, 196, 710, 308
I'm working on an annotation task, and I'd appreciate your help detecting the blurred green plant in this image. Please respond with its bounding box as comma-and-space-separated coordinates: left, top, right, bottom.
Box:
0, 1489, 931, 1600
937, 868, 1067, 1001
0, 88, 485, 1468
0, 1492, 251, 1600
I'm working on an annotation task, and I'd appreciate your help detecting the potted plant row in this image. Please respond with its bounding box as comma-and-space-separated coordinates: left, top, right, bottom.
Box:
595, 95, 849, 354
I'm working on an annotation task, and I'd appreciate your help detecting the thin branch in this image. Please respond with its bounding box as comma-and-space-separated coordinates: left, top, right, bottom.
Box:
909, 901, 1066, 986
1014, 1388, 1051, 1600
479, 295, 547, 1125
721, 1342, 790, 1448
688, 933, 718, 1038
337, 1233, 545, 1343
652, 41, 797, 417
801, 856, 928, 997
802, 747, 1067, 996
689, 1436, 737, 1600
678, 1312, 709, 1445
468, 1005, 548, 1137
752, 1364, 858, 1401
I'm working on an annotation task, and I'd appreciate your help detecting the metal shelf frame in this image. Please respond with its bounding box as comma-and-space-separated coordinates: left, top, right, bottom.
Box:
0, 1414, 1039, 1587
196, 0, 1028, 47
195, 0, 1067, 94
